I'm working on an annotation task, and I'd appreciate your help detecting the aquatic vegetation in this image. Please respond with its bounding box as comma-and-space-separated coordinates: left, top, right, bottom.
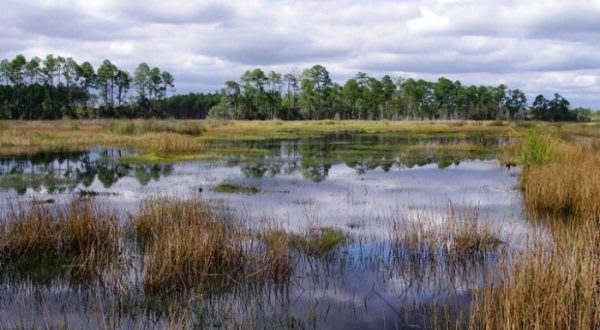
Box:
290, 228, 346, 256
0, 124, 598, 328
389, 204, 503, 259
212, 182, 261, 194
0, 200, 121, 278
135, 198, 289, 293
260, 228, 346, 257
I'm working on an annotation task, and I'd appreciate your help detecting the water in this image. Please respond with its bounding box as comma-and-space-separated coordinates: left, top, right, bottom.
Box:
0, 133, 529, 328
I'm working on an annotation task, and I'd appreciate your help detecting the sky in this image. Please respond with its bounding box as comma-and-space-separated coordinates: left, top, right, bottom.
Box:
1, 0, 599, 108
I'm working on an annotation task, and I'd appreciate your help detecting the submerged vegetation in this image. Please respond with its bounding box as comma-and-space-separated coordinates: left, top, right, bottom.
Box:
212, 183, 261, 194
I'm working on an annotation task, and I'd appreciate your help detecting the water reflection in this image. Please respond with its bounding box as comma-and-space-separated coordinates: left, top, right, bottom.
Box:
0, 133, 528, 328
0, 149, 173, 195
0, 134, 502, 193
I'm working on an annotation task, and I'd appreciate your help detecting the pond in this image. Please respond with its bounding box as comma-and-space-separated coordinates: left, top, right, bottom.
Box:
0, 133, 530, 328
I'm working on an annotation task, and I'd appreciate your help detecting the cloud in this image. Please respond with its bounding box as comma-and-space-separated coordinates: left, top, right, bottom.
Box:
0, 0, 598, 107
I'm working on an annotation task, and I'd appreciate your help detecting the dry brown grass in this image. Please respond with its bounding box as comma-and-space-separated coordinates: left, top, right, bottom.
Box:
0, 200, 120, 277
521, 140, 600, 222
466, 133, 600, 329
468, 222, 600, 329
135, 198, 291, 293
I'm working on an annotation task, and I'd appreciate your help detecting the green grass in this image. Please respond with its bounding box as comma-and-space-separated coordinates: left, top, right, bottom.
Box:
518, 130, 559, 167
290, 228, 346, 256
261, 227, 346, 256
105, 119, 205, 136
212, 183, 261, 194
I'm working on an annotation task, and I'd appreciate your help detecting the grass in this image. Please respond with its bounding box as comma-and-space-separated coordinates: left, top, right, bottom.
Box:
0, 200, 120, 279
290, 228, 346, 256
389, 204, 503, 259
212, 183, 261, 194
468, 222, 600, 329
502, 127, 600, 222
518, 129, 560, 167
134, 198, 290, 293
260, 227, 346, 257
105, 119, 205, 136
521, 139, 600, 222
2, 120, 600, 327
467, 128, 600, 328
0, 119, 520, 157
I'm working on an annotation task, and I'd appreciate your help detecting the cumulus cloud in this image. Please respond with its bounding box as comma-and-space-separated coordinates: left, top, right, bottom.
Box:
0, 0, 598, 107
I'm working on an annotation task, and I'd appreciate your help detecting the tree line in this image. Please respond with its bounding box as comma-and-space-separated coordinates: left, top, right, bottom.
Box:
0, 56, 594, 121
0, 54, 213, 119
211, 65, 594, 121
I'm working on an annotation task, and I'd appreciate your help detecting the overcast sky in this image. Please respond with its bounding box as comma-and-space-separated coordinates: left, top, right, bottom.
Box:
1, 0, 599, 107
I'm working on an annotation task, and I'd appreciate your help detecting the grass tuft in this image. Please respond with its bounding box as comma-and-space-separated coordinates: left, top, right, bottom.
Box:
0, 200, 120, 279
134, 198, 289, 293
290, 228, 346, 256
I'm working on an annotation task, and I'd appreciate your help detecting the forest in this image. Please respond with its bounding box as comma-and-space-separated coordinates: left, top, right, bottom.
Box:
0, 55, 594, 121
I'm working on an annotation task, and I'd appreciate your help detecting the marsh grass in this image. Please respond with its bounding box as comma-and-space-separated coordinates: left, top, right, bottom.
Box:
290, 228, 346, 256
468, 222, 600, 329
390, 204, 502, 260
470, 130, 600, 328
150, 132, 206, 153
105, 120, 205, 136
518, 129, 560, 167
262, 227, 346, 257
134, 198, 290, 294
0, 200, 120, 279
506, 128, 600, 222
521, 140, 600, 222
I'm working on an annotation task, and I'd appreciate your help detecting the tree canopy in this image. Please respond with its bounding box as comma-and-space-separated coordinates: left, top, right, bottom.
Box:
0, 55, 592, 121
210, 65, 592, 122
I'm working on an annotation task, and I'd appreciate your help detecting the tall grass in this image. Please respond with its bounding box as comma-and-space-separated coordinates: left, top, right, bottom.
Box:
518, 129, 559, 167
516, 131, 600, 222
0, 200, 120, 277
471, 129, 600, 328
468, 222, 600, 329
105, 120, 205, 136
134, 198, 290, 293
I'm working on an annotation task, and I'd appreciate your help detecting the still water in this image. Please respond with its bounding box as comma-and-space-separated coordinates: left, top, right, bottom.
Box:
0, 133, 529, 328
